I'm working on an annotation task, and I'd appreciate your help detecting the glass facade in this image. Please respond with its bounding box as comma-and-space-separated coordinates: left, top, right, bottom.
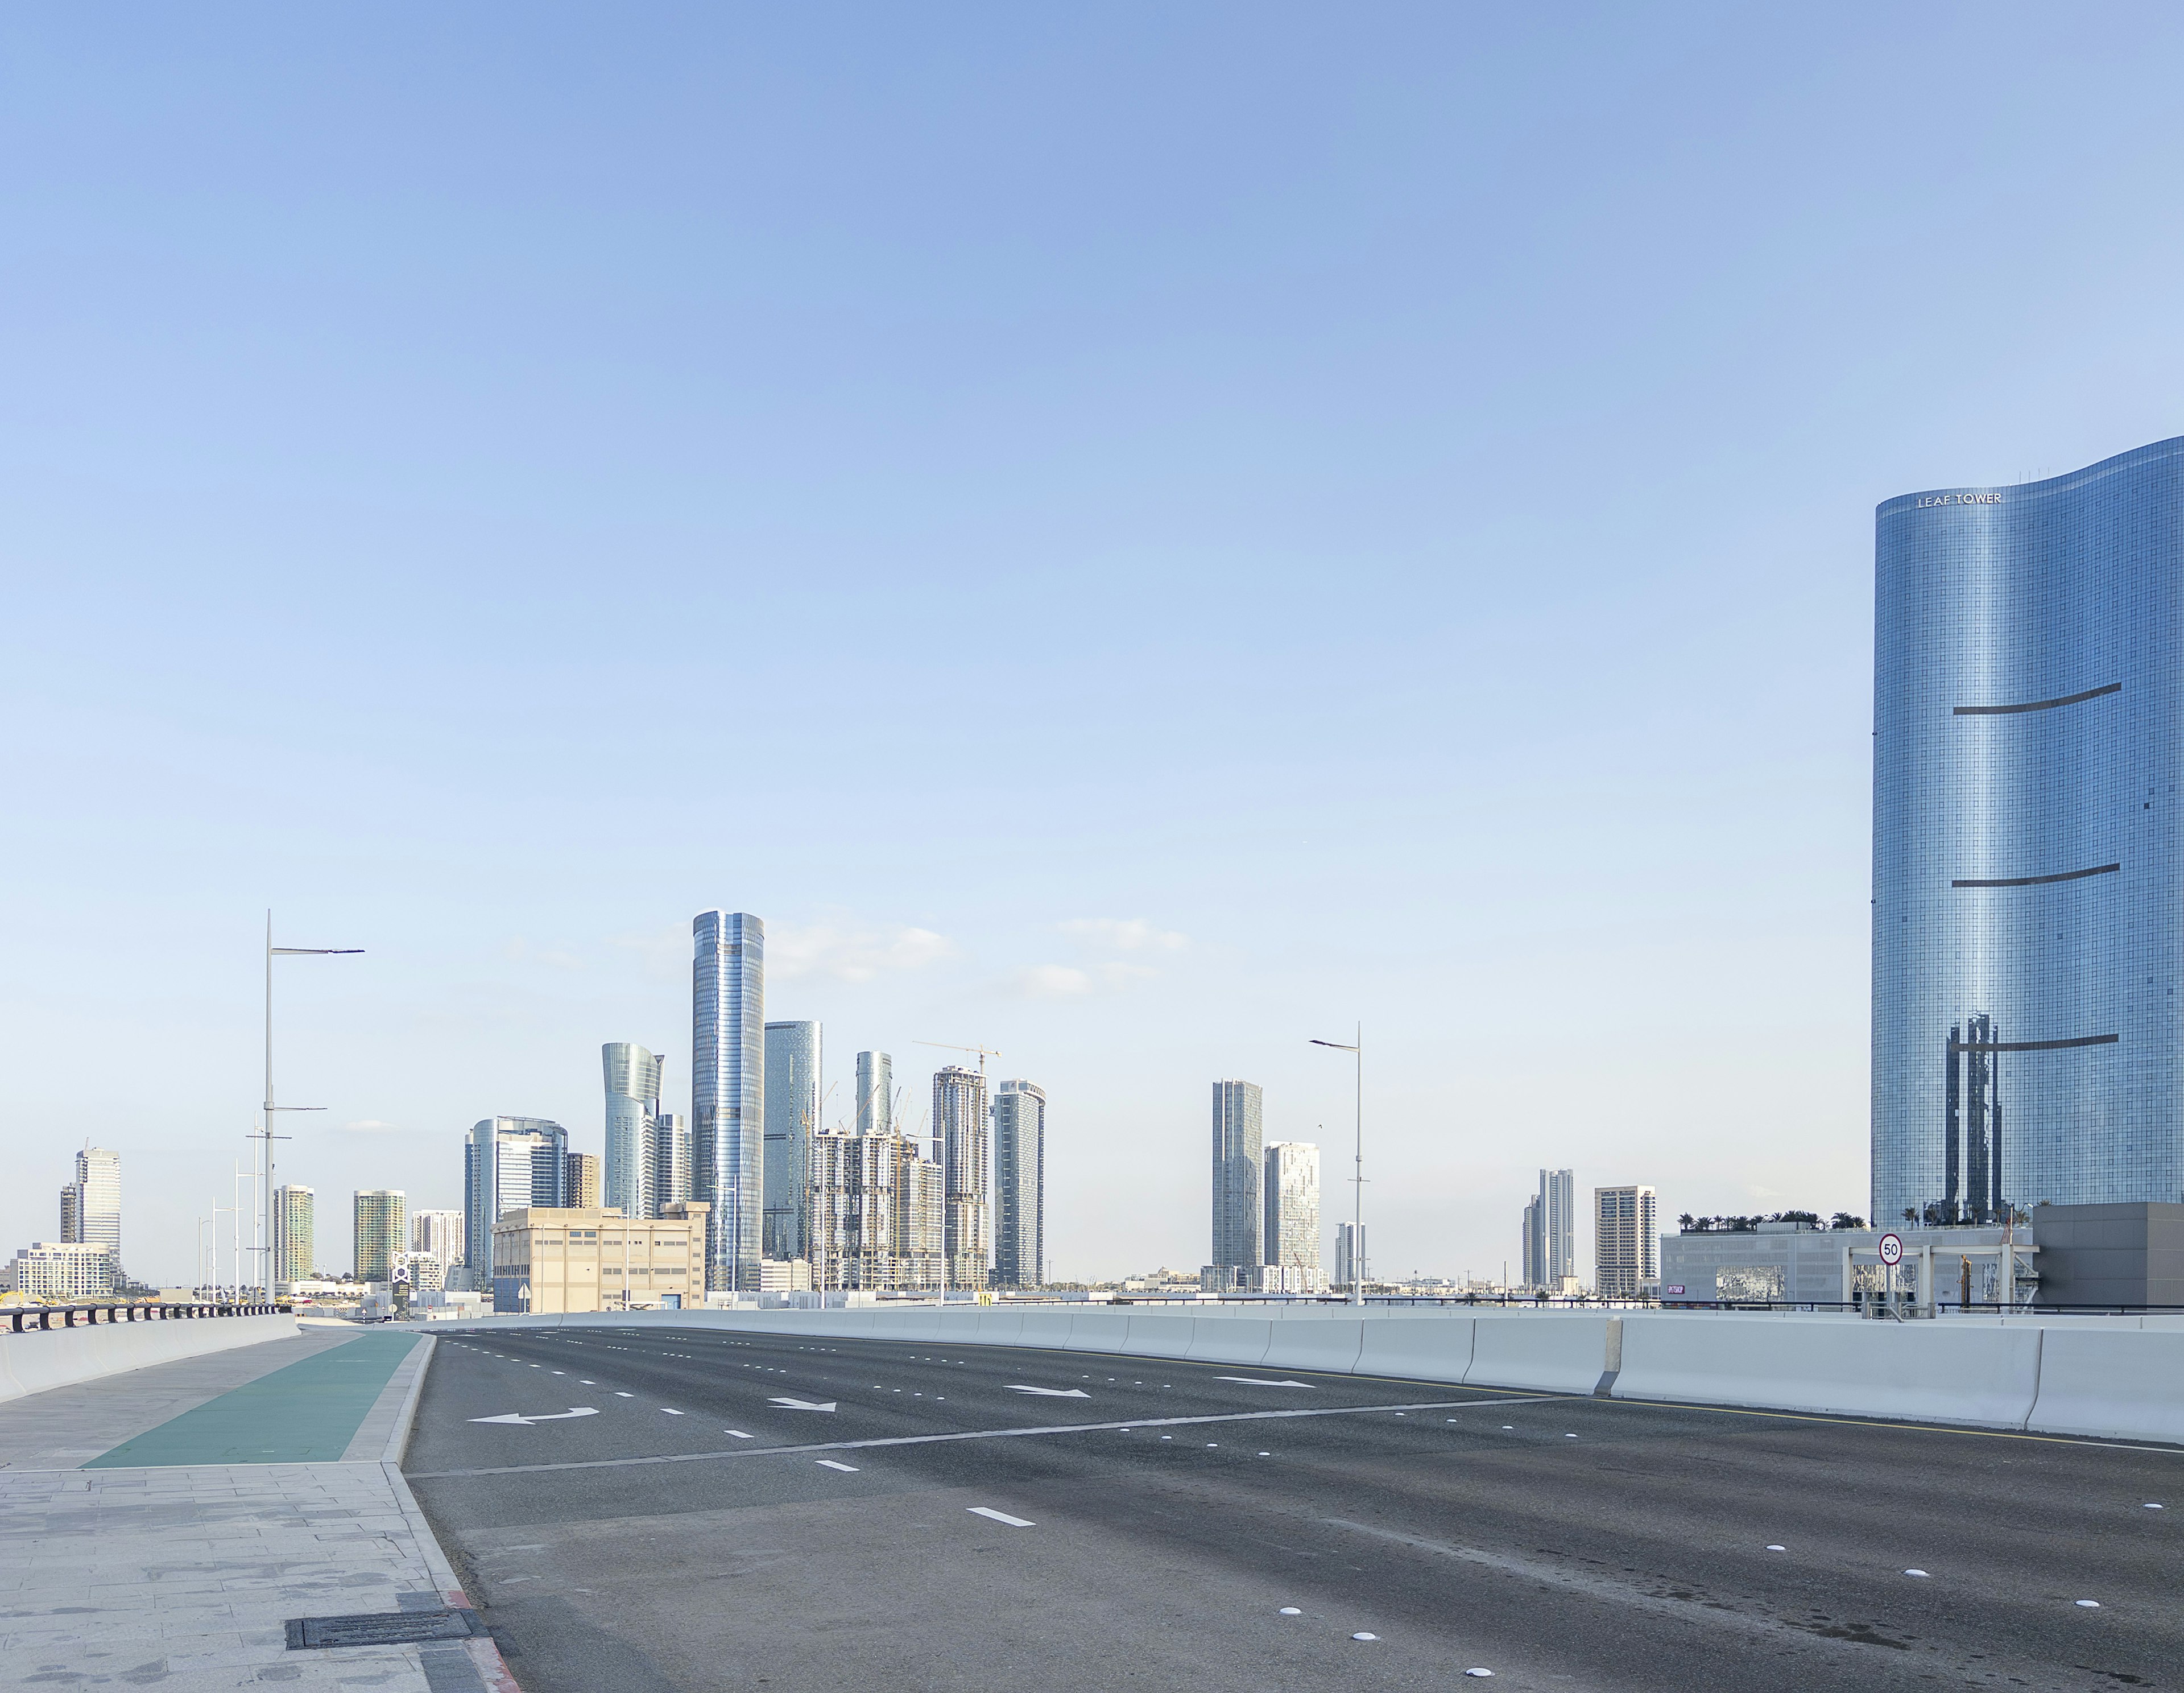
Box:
1209, 1079, 1263, 1269
602, 1042, 662, 1220
272, 1183, 315, 1283
692, 910, 765, 1291
855, 1050, 893, 1137
992, 1079, 1045, 1287
353, 1189, 407, 1283
763, 1021, 821, 1261
1874, 436, 2184, 1226
464, 1116, 569, 1274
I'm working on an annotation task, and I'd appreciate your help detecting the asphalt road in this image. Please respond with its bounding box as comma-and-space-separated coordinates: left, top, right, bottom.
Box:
405, 1324, 2182, 1693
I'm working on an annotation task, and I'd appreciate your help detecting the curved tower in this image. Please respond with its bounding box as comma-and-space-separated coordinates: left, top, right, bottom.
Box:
1873, 436, 2184, 1228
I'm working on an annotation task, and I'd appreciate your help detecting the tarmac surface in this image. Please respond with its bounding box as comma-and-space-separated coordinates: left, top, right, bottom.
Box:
406, 1323, 2183, 1693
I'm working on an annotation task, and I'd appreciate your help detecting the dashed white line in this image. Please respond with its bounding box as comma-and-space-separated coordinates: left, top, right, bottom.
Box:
816, 1460, 859, 1473
967, 1507, 1033, 1527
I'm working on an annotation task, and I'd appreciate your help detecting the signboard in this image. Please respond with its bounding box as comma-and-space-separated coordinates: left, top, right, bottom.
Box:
1664, 1285, 1686, 1296
1877, 1233, 1904, 1266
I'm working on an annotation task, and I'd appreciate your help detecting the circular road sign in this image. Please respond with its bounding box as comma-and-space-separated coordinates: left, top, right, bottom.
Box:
1878, 1233, 1904, 1266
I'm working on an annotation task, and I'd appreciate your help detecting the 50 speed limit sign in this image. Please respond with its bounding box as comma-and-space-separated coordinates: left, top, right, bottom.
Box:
1878, 1232, 1904, 1266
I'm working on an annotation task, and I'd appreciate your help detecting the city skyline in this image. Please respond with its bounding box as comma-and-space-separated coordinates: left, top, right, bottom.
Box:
20, 12, 2184, 1286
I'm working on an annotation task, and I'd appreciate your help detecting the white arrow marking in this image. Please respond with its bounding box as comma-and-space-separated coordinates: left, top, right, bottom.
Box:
1214, 1377, 1316, 1389
1006, 1386, 1091, 1398
770, 1397, 838, 1412
467, 1407, 600, 1426
968, 1506, 1035, 1526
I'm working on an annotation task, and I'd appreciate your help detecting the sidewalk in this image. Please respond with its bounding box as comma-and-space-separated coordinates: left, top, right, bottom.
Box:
0, 1327, 518, 1692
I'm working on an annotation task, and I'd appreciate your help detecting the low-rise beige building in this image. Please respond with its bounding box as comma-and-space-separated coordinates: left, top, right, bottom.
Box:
491, 1204, 708, 1314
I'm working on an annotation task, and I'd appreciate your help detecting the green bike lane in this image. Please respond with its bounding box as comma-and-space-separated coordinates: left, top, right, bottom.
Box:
83, 1327, 425, 1466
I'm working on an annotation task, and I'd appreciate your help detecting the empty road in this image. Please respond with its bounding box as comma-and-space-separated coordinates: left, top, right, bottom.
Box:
405, 1324, 2181, 1692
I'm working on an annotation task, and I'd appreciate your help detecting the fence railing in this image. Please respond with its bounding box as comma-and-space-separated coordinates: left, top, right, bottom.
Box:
3, 1302, 290, 1333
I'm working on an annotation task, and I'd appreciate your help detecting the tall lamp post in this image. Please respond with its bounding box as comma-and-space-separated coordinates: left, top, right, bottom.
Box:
262, 914, 363, 1297
1310, 1025, 1364, 1307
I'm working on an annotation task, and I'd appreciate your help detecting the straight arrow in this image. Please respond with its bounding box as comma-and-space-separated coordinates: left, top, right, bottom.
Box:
1214, 1377, 1315, 1389
1006, 1386, 1091, 1398
770, 1397, 838, 1412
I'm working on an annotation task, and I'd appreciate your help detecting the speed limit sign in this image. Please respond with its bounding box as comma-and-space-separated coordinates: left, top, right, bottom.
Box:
1878, 1232, 1904, 1266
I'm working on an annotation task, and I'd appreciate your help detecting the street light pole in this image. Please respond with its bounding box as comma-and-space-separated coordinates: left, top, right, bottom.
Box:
1310, 1025, 1364, 1307
263, 913, 363, 1298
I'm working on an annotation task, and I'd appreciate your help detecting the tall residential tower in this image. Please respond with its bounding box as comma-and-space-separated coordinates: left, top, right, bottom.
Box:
1210, 1080, 1264, 1273
602, 1042, 663, 1220
693, 911, 765, 1291
764, 1021, 822, 1261
992, 1079, 1045, 1288
933, 1066, 990, 1289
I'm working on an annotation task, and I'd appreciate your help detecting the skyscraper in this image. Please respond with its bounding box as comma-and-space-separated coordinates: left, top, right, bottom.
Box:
1874, 438, 2184, 1224
565, 1152, 602, 1211
855, 1050, 894, 1137
272, 1184, 315, 1284
1520, 1194, 1544, 1287
1262, 1141, 1322, 1285
1538, 1168, 1575, 1286
354, 1190, 407, 1283
650, 1110, 692, 1211
764, 1021, 822, 1261
1209, 1080, 1263, 1272
411, 1207, 463, 1268
602, 1042, 663, 1220
933, 1066, 990, 1289
464, 1117, 569, 1276
1334, 1220, 1367, 1290
61, 1146, 121, 1276
992, 1079, 1045, 1288
1593, 1184, 1658, 1299
692, 910, 765, 1292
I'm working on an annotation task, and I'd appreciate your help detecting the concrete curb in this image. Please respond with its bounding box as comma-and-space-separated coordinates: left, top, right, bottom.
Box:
377, 1335, 528, 1692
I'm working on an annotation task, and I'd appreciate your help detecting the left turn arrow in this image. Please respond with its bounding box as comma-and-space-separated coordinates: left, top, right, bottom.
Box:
468, 1407, 601, 1426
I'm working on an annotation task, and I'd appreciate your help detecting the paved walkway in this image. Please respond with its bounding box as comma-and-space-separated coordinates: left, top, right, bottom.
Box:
0, 1327, 518, 1692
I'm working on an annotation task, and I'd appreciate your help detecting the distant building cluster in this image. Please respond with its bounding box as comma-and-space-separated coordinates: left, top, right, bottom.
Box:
1201, 1080, 1327, 1294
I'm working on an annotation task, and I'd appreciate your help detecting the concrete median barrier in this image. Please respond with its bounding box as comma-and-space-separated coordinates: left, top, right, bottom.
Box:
1185, 1318, 1273, 1368
1466, 1315, 1613, 1394
1355, 1316, 1475, 1384
1614, 1315, 2044, 1427
1013, 1310, 1079, 1350
0, 1312, 297, 1404
1259, 1318, 1364, 1376
1119, 1314, 1199, 1358
2027, 1328, 2184, 1443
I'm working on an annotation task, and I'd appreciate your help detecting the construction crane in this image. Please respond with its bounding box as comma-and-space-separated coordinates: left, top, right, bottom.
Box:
914, 1039, 1001, 1079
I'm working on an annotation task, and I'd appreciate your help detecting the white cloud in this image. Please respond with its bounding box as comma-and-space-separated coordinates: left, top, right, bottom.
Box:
1012, 964, 1094, 998
770, 916, 954, 984
503, 937, 582, 971
1059, 918, 1187, 953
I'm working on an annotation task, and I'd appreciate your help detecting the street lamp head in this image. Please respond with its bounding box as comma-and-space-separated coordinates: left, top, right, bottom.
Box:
1310, 1038, 1358, 1052
271, 948, 365, 956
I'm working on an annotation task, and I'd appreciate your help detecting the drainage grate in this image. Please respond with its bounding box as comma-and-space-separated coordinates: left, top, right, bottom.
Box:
286, 1608, 488, 1649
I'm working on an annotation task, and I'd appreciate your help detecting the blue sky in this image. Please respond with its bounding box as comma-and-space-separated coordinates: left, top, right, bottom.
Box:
5, 4, 2183, 1286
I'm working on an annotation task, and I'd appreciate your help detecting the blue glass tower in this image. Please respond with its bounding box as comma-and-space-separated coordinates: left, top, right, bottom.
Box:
1873, 436, 2184, 1228
692, 911, 765, 1291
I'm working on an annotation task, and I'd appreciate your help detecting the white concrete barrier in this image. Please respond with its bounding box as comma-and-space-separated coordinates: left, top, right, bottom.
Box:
1014, 1311, 1079, 1350
1466, 1315, 1612, 1394
1355, 1316, 1475, 1384
1185, 1318, 1273, 1367
2027, 1328, 2184, 1443
1259, 1318, 1364, 1375
1614, 1315, 2044, 1428
1120, 1314, 1199, 1359
0, 1313, 297, 1405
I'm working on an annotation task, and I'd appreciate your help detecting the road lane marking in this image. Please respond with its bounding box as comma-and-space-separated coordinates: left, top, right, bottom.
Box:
771, 1397, 838, 1411
1215, 1378, 1315, 1389
662, 1409, 685, 1415
816, 1460, 859, 1472
725, 1430, 752, 1439
468, 1407, 600, 1426
1007, 1386, 1090, 1398
411, 1395, 1563, 1477
967, 1507, 1033, 1527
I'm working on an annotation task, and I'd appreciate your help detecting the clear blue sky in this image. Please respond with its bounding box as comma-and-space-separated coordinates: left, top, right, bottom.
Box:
5, 5, 2182, 1286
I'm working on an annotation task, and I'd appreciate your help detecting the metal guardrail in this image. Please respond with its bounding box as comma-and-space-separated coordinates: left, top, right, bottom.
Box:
3, 1302, 291, 1334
